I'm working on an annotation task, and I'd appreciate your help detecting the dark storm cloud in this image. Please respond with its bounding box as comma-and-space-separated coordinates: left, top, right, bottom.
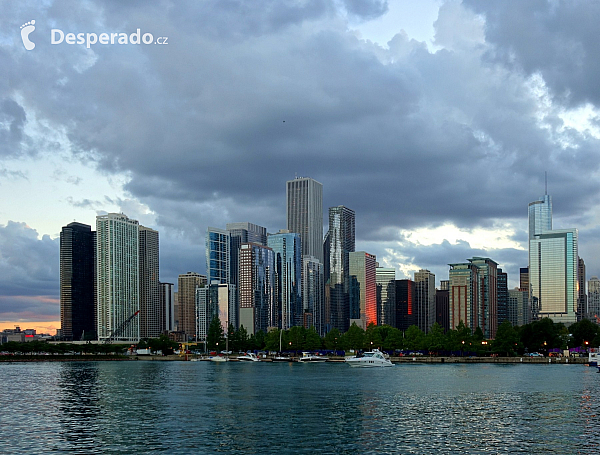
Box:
3, 0, 600, 290
0, 222, 59, 320
464, 0, 600, 107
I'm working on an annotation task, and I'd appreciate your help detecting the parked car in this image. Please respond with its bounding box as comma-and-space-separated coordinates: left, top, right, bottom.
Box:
528, 352, 544, 357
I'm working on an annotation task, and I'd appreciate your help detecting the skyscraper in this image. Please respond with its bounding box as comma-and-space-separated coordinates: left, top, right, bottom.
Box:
96, 213, 140, 343
139, 226, 160, 339
349, 251, 377, 328
227, 222, 267, 291
303, 255, 324, 334
507, 288, 529, 327
238, 243, 275, 335
60, 222, 95, 341
395, 279, 415, 331
435, 287, 449, 332
324, 206, 355, 332
159, 282, 174, 332
268, 231, 302, 330
528, 194, 552, 239
286, 177, 323, 263
376, 268, 396, 326
414, 269, 436, 334
577, 257, 587, 322
196, 282, 236, 340
178, 271, 207, 340
588, 276, 600, 323
206, 227, 230, 285
497, 268, 508, 325
448, 262, 480, 333
469, 257, 498, 339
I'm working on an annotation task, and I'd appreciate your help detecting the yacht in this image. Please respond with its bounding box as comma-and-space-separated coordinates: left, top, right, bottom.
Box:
237, 352, 260, 362
345, 349, 394, 368
297, 352, 328, 363
209, 355, 229, 362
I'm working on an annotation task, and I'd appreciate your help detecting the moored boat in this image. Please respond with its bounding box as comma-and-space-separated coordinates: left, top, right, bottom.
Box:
297, 352, 328, 363
345, 349, 394, 368
237, 352, 260, 362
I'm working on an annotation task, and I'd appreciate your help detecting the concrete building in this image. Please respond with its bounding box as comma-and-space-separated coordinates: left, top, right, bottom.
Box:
376, 268, 396, 327
60, 222, 95, 341
96, 213, 140, 343
159, 282, 175, 332
588, 276, 600, 324
139, 226, 160, 338
177, 272, 207, 340
508, 288, 529, 327
578, 257, 587, 322
435, 288, 449, 332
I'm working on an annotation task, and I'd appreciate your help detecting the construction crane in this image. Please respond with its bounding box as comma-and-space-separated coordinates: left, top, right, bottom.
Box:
103, 310, 140, 344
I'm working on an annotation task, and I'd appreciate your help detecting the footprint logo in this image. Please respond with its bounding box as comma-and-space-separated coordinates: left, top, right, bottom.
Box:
20, 20, 36, 50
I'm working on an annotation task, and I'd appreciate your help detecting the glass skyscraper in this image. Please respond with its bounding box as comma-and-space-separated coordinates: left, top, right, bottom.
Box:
267, 231, 302, 330
349, 251, 377, 328
286, 177, 323, 263
206, 227, 230, 284
528, 194, 552, 239
376, 268, 396, 327
414, 269, 436, 334
139, 226, 160, 338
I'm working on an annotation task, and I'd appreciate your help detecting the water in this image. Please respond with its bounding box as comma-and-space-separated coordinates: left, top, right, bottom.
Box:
1, 361, 598, 454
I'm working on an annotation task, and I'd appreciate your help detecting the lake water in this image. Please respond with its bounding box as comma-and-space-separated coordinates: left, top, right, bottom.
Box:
1, 361, 598, 454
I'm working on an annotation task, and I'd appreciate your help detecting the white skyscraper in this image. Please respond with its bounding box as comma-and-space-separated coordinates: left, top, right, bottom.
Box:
286, 177, 323, 263
96, 213, 140, 342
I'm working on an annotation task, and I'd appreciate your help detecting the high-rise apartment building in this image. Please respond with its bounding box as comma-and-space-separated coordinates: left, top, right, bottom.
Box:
324, 206, 355, 332
376, 268, 396, 326
507, 288, 529, 327
60, 222, 95, 341
435, 288, 449, 332
303, 255, 324, 334
238, 243, 275, 335
178, 272, 207, 340
497, 268, 508, 325
206, 227, 230, 285
414, 269, 436, 334
268, 231, 302, 330
227, 222, 267, 291
349, 251, 377, 327
139, 226, 160, 339
588, 276, 600, 323
196, 282, 236, 341
159, 282, 174, 332
96, 213, 140, 342
286, 177, 323, 263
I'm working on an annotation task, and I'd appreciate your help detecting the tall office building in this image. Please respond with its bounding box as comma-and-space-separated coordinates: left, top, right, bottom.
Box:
96, 213, 140, 343
286, 177, 323, 263
507, 288, 529, 327
528, 190, 578, 325
268, 231, 302, 330
60, 222, 95, 341
448, 262, 480, 333
238, 243, 275, 335
577, 257, 587, 322
206, 227, 230, 285
520, 267, 529, 291
178, 272, 207, 339
376, 268, 396, 326
159, 282, 174, 332
349, 251, 377, 327
435, 288, 449, 332
303, 255, 324, 334
497, 268, 508, 325
529, 229, 578, 325
227, 222, 267, 290
395, 279, 415, 331
139, 226, 160, 339
324, 206, 355, 332
414, 269, 436, 334
588, 277, 600, 323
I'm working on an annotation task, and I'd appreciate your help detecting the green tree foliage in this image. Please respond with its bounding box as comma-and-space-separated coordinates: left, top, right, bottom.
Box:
404, 325, 425, 350
265, 328, 282, 352
324, 327, 341, 350
287, 326, 305, 351
569, 319, 599, 348
491, 320, 520, 356
520, 318, 561, 352
382, 327, 403, 351
364, 322, 383, 349
425, 323, 446, 353
344, 322, 364, 350
207, 316, 224, 350
304, 327, 322, 350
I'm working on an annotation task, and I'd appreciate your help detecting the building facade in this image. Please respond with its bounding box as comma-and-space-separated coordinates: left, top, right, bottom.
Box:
206, 227, 230, 285
349, 251, 377, 327
60, 222, 95, 341
267, 231, 302, 330
96, 213, 140, 343
139, 226, 160, 338
578, 257, 587, 322
414, 269, 436, 334
303, 255, 324, 334
588, 276, 600, 324
497, 268, 508, 325
395, 279, 415, 331
286, 177, 323, 263
507, 288, 529, 327
159, 282, 175, 332
177, 272, 207, 340
376, 268, 396, 327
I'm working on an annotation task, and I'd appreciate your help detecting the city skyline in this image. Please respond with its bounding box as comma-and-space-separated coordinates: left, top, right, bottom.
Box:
4, 1, 600, 333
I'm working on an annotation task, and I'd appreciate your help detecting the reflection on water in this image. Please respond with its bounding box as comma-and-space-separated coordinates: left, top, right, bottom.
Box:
0, 361, 599, 454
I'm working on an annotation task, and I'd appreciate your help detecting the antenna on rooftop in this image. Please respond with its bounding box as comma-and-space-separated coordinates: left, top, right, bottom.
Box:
545, 171, 548, 195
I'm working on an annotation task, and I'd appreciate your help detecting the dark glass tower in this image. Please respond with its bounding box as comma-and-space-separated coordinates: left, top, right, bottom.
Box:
60, 222, 95, 341
497, 268, 508, 325
324, 206, 355, 332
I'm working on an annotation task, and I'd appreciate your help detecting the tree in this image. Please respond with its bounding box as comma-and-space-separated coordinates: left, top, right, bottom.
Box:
324, 328, 341, 350
569, 319, 599, 348
237, 326, 249, 351
364, 322, 383, 350
288, 326, 306, 351
265, 328, 282, 352
207, 316, 224, 350
404, 325, 425, 351
304, 327, 322, 350
491, 320, 520, 356
382, 327, 403, 351
425, 323, 446, 353
345, 322, 365, 351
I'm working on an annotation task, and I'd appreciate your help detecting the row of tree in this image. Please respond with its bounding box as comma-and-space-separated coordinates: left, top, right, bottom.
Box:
204, 317, 600, 357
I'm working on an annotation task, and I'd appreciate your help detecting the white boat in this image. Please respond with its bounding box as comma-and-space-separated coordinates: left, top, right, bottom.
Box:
589, 348, 598, 366
297, 352, 328, 363
237, 352, 260, 362
345, 349, 394, 368
209, 355, 229, 362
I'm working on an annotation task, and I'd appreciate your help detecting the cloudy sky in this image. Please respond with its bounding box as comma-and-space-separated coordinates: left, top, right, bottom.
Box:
2, 0, 600, 334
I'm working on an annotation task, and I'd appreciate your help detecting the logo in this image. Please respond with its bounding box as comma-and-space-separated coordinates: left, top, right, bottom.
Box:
20, 20, 36, 50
